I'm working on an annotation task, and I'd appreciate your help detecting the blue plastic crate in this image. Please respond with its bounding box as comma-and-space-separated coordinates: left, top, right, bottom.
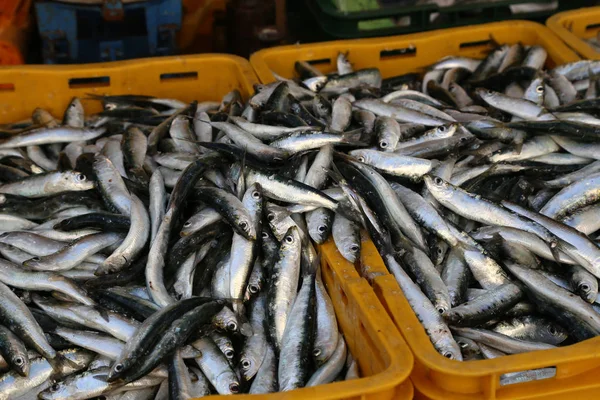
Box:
35, 0, 182, 64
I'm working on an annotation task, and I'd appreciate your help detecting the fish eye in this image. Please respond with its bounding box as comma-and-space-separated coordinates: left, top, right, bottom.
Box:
379, 141, 388, 149
443, 351, 454, 359
274, 157, 283, 162
114, 363, 124, 372
31, 257, 41, 262
249, 284, 260, 294
459, 137, 468, 142
0, 195, 6, 204
241, 359, 251, 369
225, 350, 235, 359
76, 173, 86, 182
458, 341, 468, 348
183, 221, 192, 227
50, 383, 61, 392
317, 225, 327, 233
227, 321, 238, 332
536, 85, 544, 93
439, 125, 447, 133
357, 156, 365, 162
580, 283, 591, 292
549, 326, 558, 335
251, 191, 261, 199
229, 383, 240, 394
267, 213, 275, 222
13, 356, 24, 366
350, 244, 359, 252
436, 307, 446, 314
238, 221, 249, 231
313, 348, 322, 357
285, 235, 294, 244
437, 248, 443, 255
486, 89, 494, 95
433, 177, 443, 185
261, 231, 269, 239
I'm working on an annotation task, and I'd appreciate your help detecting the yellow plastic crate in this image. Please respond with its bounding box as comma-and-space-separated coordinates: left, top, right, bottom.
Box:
250, 20, 579, 84
360, 235, 600, 400
547, 7, 600, 60
249, 20, 600, 400
0, 55, 415, 400
0, 54, 258, 124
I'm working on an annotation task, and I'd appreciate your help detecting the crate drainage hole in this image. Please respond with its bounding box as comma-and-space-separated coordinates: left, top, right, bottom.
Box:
380, 47, 416, 59
500, 367, 556, 386
586, 23, 600, 31
68, 76, 110, 89
160, 72, 198, 82
306, 58, 331, 66
460, 39, 493, 49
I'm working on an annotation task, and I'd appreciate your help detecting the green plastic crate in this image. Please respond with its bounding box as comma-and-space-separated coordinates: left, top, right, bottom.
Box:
308, 0, 593, 39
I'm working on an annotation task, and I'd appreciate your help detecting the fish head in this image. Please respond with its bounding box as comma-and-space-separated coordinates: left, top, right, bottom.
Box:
213, 306, 240, 333
541, 322, 569, 345
348, 149, 370, 164
239, 353, 259, 381
280, 226, 301, 250
107, 360, 127, 382
475, 87, 498, 102
303, 76, 328, 92
39, 381, 69, 400
11, 352, 29, 377
65, 170, 95, 191
234, 209, 257, 241
433, 334, 463, 361
423, 174, 453, 202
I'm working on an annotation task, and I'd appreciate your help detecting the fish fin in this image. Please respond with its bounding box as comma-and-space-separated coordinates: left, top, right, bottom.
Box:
340, 128, 363, 142
95, 306, 111, 322
93, 374, 110, 382
48, 353, 79, 372
56, 152, 72, 171
324, 162, 346, 185
513, 139, 524, 154
549, 241, 562, 264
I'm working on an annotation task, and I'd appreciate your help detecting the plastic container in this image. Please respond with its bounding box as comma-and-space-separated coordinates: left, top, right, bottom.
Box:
547, 7, 600, 60
307, 0, 590, 39
360, 235, 600, 400
0, 55, 416, 400
34, 0, 182, 64
251, 20, 600, 400
0, 54, 257, 124
250, 20, 579, 85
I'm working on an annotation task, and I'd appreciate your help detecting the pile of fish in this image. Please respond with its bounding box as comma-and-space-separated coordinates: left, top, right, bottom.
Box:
2, 42, 600, 398
0, 96, 357, 398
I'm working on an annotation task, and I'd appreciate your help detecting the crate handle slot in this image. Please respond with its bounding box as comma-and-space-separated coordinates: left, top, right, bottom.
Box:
306, 58, 331, 66
339, 287, 349, 307
499, 367, 556, 386
585, 23, 600, 31
0, 83, 15, 92
68, 76, 110, 89
459, 39, 493, 49
160, 72, 198, 82
380, 47, 416, 60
